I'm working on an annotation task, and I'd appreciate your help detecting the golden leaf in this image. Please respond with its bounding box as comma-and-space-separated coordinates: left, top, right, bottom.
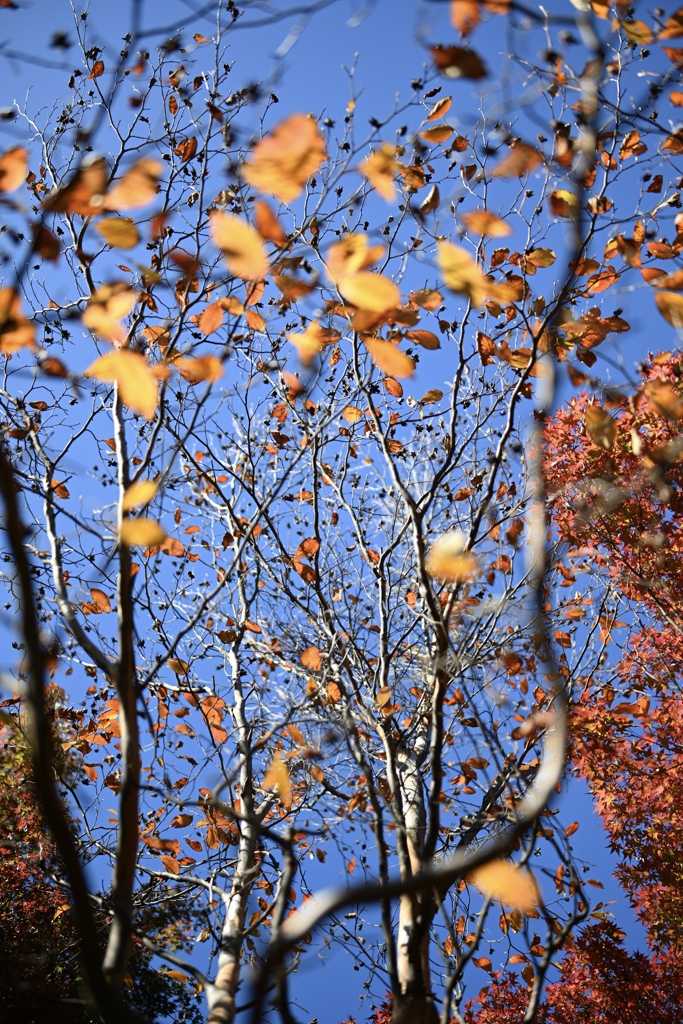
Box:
119, 517, 167, 547
469, 859, 540, 912
419, 125, 454, 144
0, 288, 35, 352
343, 406, 363, 423
172, 356, 223, 384
242, 114, 326, 202
326, 234, 385, 281
549, 189, 579, 218
438, 242, 491, 306
288, 322, 328, 365
339, 272, 400, 313
359, 144, 399, 202
122, 479, 158, 511
644, 379, 683, 419
84, 350, 159, 419
654, 290, 683, 328
96, 217, 140, 249
426, 531, 478, 582
363, 338, 415, 378
102, 158, 162, 211
82, 283, 136, 345
263, 757, 292, 803
210, 212, 269, 280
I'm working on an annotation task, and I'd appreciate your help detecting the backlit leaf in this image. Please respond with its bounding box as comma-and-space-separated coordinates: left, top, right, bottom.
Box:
0, 147, 27, 192
419, 125, 453, 144
431, 45, 487, 79
438, 242, 490, 306
654, 290, 683, 328
82, 283, 136, 345
96, 218, 140, 249
359, 144, 399, 201
363, 338, 415, 378
549, 189, 579, 217
426, 96, 452, 120
301, 647, 321, 671
460, 209, 512, 237
119, 517, 167, 547
585, 405, 617, 450
242, 114, 326, 202
84, 350, 158, 419
469, 859, 540, 912
339, 272, 401, 313
426, 531, 478, 582
103, 158, 162, 211
122, 479, 158, 511
491, 143, 543, 178
90, 588, 111, 613
263, 757, 291, 803
210, 212, 269, 280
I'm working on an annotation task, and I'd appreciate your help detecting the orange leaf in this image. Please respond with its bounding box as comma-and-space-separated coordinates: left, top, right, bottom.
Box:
103, 158, 162, 211
0, 147, 27, 193
460, 209, 512, 237
426, 531, 478, 582
301, 647, 321, 671
654, 290, 683, 328
491, 142, 543, 178
96, 217, 140, 249
426, 96, 452, 121
90, 588, 111, 613
469, 860, 540, 911
263, 757, 292, 804
254, 199, 287, 244
363, 338, 414, 378
210, 212, 269, 280
419, 126, 453, 145
242, 114, 326, 202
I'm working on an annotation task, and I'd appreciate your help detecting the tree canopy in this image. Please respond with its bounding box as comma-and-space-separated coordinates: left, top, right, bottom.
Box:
1, 1, 683, 1023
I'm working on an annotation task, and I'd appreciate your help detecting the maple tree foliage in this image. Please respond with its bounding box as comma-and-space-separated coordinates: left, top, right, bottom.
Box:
1, 1, 683, 1023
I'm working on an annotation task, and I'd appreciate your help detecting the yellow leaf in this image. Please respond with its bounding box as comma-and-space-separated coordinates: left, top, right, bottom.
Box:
242, 114, 327, 203
84, 350, 159, 420
263, 757, 292, 803
0, 147, 27, 193
426, 531, 478, 582
460, 209, 512, 237
363, 338, 414, 378
210, 212, 269, 280
82, 283, 136, 345
359, 144, 399, 201
469, 860, 540, 912
122, 479, 158, 511
438, 242, 491, 306
619, 19, 653, 45
339, 272, 400, 313
326, 234, 385, 280
102, 158, 162, 210
96, 218, 140, 249
585, 406, 617, 449
288, 322, 328, 365
343, 405, 363, 423
119, 517, 167, 547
